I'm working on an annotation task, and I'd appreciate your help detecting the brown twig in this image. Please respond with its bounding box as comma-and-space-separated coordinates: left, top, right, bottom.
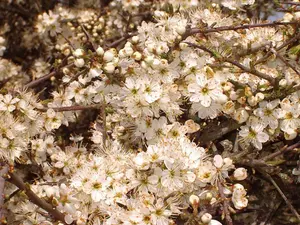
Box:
106, 32, 138, 48
7, 171, 68, 224
275, 54, 300, 75
101, 98, 107, 145
23, 63, 74, 89
187, 21, 299, 37
64, 68, 88, 86
195, 119, 242, 144
0, 165, 8, 223
80, 24, 97, 51
261, 141, 300, 161
185, 42, 276, 85
39, 104, 101, 112
257, 168, 300, 222
255, 32, 300, 65
217, 181, 233, 225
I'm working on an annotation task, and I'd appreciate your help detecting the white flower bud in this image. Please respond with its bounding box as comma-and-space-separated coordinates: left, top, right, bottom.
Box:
125, 42, 133, 48
131, 35, 139, 44
201, 213, 212, 223
189, 194, 199, 205
74, 58, 85, 68
63, 48, 70, 56
213, 155, 223, 168
176, 26, 186, 35
255, 92, 265, 101
209, 220, 223, 225
233, 168, 247, 180
279, 78, 287, 87
64, 214, 73, 224
284, 131, 297, 140
103, 50, 115, 62
96, 46, 104, 56
132, 52, 142, 61
73, 48, 84, 57
104, 62, 115, 73
124, 47, 134, 56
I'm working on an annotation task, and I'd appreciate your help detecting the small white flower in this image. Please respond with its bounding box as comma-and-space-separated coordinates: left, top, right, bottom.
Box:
239, 121, 269, 150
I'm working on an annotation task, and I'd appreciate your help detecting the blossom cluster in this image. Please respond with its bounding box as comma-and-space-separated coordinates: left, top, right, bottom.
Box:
1, 0, 300, 224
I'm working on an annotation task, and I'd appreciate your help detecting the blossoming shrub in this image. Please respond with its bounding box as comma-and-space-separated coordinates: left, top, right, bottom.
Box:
0, 0, 300, 224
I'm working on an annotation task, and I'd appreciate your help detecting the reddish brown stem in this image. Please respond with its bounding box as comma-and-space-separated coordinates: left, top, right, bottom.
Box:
7, 171, 69, 224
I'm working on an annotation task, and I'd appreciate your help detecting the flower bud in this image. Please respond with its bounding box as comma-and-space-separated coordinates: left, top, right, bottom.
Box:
279, 78, 287, 87
233, 168, 247, 180
96, 46, 104, 56
104, 62, 115, 73
131, 36, 139, 44
255, 92, 265, 101
124, 47, 134, 56
176, 26, 186, 35
189, 194, 199, 206
132, 52, 142, 61
201, 213, 212, 223
74, 58, 85, 68
284, 131, 297, 140
213, 155, 223, 168
103, 50, 115, 62
73, 48, 84, 57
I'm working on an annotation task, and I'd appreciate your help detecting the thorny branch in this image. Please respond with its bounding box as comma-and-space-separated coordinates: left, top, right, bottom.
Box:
261, 141, 300, 162
6, 169, 70, 224
256, 167, 300, 222
186, 21, 299, 37
217, 181, 233, 225
184, 42, 276, 85
0, 164, 8, 223
39, 104, 101, 112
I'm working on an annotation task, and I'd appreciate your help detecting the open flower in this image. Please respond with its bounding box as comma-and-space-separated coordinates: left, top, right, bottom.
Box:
239, 118, 269, 150
188, 75, 226, 107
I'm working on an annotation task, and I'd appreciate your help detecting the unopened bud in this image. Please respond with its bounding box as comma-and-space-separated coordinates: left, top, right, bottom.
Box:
201, 213, 212, 223
96, 46, 104, 56
74, 58, 85, 68
189, 194, 199, 206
